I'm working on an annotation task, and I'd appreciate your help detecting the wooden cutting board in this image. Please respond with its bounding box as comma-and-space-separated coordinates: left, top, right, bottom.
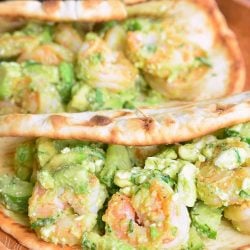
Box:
0, 0, 249, 249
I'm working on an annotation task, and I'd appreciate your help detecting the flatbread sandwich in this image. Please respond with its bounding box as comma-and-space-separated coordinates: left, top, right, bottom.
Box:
0, 92, 249, 249
0, 0, 245, 115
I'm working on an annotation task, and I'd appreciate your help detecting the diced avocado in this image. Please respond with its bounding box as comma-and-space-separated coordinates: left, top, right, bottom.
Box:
88, 88, 124, 111
44, 149, 87, 171
82, 232, 135, 250
21, 22, 53, 43
0, 175, 33, 213
37, 171, 55, 189
57, 62, 74, 103
15, 141, 36, 181
22, 63, 59, 84
178, 144, 200, 163
53, 165, 89, 194
191, 202, 222, 239
214, 147, 247, 170
44, 145, 104, 172
99, 145, 132, 188
0, 62, 22, 100
226, 122, 250, 144
187, 226, 205, 250
36, 138, 58, 168
68, 84, 91, 111
177, 163, 198, 207
31, 217, 56, 229
22, 63, 64, 113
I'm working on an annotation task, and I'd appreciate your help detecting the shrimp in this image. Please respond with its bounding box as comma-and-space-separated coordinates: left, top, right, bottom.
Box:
197, 138, 250, 207
0, 33, 39, 58
102, 178, 190, 249
224, 201, 250, 234
77, 34, 138, 92
125, 19, 209, 100
29, 171, 107, 246
54, 24, 83, 53
18, 43, 74, 65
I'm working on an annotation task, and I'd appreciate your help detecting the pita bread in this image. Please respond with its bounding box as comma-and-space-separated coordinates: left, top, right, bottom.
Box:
0, 0, 244, 101
0, 0, 126, 22
0, 106, 250, 250
0, 91, 249, 146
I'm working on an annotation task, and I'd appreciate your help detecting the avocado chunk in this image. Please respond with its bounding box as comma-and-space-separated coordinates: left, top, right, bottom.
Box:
191, 202, 222, 239
36, 138, 58, 168
177, 163, 198, 207
44, 146, 105, 172
21, 22, 53, 43
100, 145, 132, 188
15, 141, 36, 181
0, 62, 22, 100
226, 122, 250, 144
57, 62, 74, 103
0, 175, 33, 213
186, 226, 205, 250
53, 165, 90, 194
82, 232, 135, 250
68, 84, 91, 111
22, 62, 59, 84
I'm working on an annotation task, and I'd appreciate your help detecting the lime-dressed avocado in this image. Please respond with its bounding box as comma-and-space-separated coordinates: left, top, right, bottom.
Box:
21, 22, 53, 43
82, 232, 135, 250
177, 163, 198, 207
191, 202, 222, 239
226, 122, 250, 144
100, 145, 132, 188
44, 145, 105, 172
0, 175, 33, 213
22, 62, 59, 84
58, 62, 74, 103
186, 226, 205, 250
15, 141, 36, 181
0, 62, 22, 100
36, 138, 58, 168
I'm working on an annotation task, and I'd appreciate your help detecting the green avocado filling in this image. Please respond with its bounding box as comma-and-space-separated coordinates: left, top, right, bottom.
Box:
0, 11, 214, 115
0, 122, 249, 248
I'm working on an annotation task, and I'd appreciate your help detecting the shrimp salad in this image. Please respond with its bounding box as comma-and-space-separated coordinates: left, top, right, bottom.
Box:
0, 9, 214, 115
0, 122, 249, 249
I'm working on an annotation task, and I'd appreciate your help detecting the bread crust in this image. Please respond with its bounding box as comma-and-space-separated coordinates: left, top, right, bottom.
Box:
0, 91, 249, 146
0, 0, 127, 22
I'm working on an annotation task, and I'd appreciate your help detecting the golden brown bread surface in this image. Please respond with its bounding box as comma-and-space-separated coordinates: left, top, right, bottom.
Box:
0, 0, 127, 22
0, 91, 249, 146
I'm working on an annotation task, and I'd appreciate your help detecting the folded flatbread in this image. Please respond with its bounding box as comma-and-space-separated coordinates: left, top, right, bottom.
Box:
0, 92, 249, 250
0, 0, 245, 113
0, 91, 249, 145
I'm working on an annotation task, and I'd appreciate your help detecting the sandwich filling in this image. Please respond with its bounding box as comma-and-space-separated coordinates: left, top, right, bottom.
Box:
0, 122, 249, 249
0, 14, 212, 115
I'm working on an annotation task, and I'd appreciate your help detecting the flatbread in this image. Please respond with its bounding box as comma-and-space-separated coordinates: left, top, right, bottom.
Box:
0, 0, 127, 22
0, 117, 250, 249
0, 91, 249, 146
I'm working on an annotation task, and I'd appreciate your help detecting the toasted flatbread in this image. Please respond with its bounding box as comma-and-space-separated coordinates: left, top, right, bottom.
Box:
0, 0, 126, 22
0, 92, 250, 249
0, 91, 249, 146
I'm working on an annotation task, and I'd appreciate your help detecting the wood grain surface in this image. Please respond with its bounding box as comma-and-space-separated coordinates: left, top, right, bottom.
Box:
0, 0, 249, 249
217, 0, 250, 90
